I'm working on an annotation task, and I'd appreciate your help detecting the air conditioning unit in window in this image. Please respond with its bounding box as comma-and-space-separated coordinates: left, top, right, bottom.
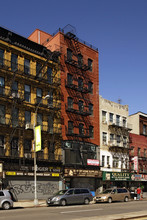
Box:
12, 92, 20, 99
25, 123, 33, 130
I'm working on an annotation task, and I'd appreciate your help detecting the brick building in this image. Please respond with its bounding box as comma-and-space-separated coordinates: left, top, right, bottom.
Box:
29, 25, 101, 191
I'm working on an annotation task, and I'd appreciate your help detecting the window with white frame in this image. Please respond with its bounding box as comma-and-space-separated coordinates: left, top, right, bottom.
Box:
113, 157, 119, 168
107, 156, 110, 166
109, 113, 113, 123
102, 155, 105, 167
102, 111, 107, 123
116, 115, 120, 126
102, 132, 107, 145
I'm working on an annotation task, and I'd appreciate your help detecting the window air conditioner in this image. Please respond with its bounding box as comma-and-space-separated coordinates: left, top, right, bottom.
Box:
25, 123, 33, 130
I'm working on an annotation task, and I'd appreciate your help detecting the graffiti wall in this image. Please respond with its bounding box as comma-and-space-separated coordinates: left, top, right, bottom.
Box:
8, 179, 59, 200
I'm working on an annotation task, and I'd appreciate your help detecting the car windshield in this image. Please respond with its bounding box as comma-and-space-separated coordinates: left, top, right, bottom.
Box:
54, 190, 68, 196
102, 189, 112, 194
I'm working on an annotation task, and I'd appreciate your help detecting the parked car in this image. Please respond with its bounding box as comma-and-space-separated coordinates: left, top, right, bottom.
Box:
94, 187, 130, 203
0, 190, 14, 210
46, 188, 93, 206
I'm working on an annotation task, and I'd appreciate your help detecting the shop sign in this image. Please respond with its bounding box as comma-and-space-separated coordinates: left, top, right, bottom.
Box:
6, 172, 16, 176
87, 159, 99, 166
64, 169, 102, 177
5, 171, 59, 177
132, 174, 147, 181
103, 172, 131, 181
133, 156, 138, 171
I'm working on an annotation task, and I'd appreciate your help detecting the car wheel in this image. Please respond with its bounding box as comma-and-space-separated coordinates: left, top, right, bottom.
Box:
124, 196, 129, 202
2, 202, 11, 210
60, 199, 66, 206
84, 198, 90, 205
108, 197, 112, 203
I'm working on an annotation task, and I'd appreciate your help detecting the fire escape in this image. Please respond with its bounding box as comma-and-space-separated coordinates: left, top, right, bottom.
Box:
0, 28, 62, 170
108, 120, 132, 171
63, 25, 94, 165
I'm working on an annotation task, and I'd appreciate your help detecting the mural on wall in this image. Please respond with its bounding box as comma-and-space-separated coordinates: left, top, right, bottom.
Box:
8, 180, 59, 200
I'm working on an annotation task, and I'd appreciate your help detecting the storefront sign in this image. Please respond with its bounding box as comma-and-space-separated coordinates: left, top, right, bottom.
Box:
87, 159, 99, 166
103, 172, 131, 181
64, 169, 102, 177
131, 174, 147, 181
5, 171, 60, 177
133, 156, 138, 171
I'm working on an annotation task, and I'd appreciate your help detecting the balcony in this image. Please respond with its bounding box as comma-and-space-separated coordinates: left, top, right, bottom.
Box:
108, 140, 129, 149
65, 80, 89, 93
64, 55, 90, 71
34, 98, 61, 110
108, 120, 132, 130
65, 126, 90, 138
0, 58, 61, 86
65, 104, 91, 116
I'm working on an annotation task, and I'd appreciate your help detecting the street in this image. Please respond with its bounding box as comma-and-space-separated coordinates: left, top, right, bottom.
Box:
0, 200, 147, 220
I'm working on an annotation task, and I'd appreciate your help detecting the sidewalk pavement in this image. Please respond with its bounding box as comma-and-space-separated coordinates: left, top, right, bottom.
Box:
13, 197, 147, 208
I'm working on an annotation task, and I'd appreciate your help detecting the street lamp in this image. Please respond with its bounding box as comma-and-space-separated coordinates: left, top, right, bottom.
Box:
34, 95, 50, 206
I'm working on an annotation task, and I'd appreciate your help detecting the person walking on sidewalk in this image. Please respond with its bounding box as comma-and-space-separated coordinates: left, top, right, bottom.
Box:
136, 187, 141, 200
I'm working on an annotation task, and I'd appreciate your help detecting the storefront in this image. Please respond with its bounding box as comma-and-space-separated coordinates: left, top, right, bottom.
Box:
64, 168, 102, 193
102, 172, 147, 192
2, 165, 62, 200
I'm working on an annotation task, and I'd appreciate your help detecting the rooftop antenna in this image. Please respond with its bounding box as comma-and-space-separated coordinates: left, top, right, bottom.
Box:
117, 98, 122, 104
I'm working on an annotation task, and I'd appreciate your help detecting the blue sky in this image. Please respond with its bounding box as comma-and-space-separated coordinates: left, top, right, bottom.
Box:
1, 0, 147, 115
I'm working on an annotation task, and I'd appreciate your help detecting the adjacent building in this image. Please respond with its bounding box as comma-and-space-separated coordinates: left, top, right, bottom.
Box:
0, 26, 62, 199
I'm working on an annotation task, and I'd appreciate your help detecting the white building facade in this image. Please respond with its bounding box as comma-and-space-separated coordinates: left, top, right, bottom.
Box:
99, 96, 132, 173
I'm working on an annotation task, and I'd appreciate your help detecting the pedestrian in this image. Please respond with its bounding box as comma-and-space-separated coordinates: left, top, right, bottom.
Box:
136, 186, 141, 200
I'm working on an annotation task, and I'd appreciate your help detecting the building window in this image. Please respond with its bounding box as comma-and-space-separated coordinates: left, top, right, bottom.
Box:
123, 136, 127, 147
47, 67, 52, 84
48, 115, 53, 133
102, 155, 105, 167
24, 85, 31, 102
67, 73, 73, 86
144, 149, 146, 157
24, 58, 30, 75
37, 113, 42, 126
0, 49, 4, 66
68, 121, 73, 134
138, 147, 141, 157
88, 58, 93, 71
36, 62, 42, 78
117, 135, 121, 145
102, 111, 107, 122
102, 132, 107, 145
116, 115, 120, 126
11, 138, 19, 157
78, 100, 84, 112
0, 77, 4, 95
79, 123, 84, 135
109, 113, 113, 123
89, 103, 93, 115
68, 97, 73, 109
0, 135, 4, 155
143, 124, 146, 135
78, 77, 83, 90
110, 133, 114, 144
12, 81, 18, 97
67, 49, 72, 61
78, 54, 83, 67
88, 81, 93, 94
36, 88, 42, 104
48, 90, 53, 107
25, 111, 31, 124
107, 156, 110, 166
0, 105, 5, 124
113, 157, 119, 168
123, 117, 126, 127
89, 126, 94, 138
12, 108, 18, 127
11, 53, 18, 72
24, 139, 32, 153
